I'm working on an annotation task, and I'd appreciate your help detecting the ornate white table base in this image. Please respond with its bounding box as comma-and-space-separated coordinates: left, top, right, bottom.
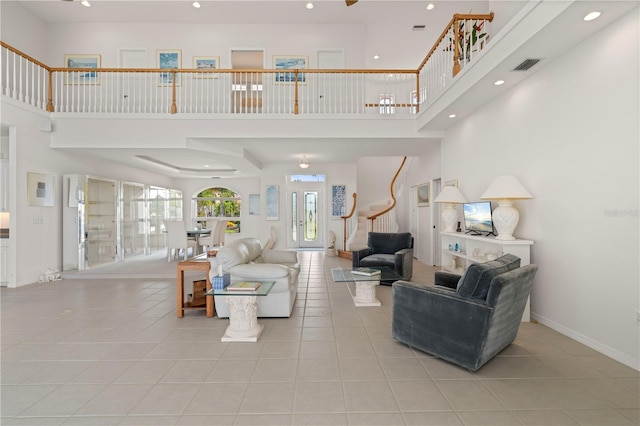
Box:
221, 295, 264, 342
352, 280, 381, 307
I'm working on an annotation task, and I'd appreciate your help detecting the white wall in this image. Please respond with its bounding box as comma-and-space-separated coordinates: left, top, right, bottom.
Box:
441, 11, 639, 369
404, 147, 442, 264
42, 22, 366, 70
177, 162, 357, 251
0, 2, 49, 60
2, 102, 174, 287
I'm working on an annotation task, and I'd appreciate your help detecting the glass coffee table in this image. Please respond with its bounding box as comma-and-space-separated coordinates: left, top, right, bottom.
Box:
206, 281, 275, 342
331, 267, 403, 307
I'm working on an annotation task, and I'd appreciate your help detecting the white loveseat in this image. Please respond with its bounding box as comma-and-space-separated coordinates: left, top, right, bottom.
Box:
209, 237, 299, 318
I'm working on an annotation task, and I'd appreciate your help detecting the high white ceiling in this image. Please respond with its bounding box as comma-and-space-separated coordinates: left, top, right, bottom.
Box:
9, 0, 638, 178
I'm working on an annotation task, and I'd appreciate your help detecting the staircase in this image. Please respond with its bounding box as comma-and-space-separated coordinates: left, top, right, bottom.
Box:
338, 157, 407, 258
347, 200, 395, 251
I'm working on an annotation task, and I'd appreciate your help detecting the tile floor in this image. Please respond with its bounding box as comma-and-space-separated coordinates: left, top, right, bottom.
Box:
1, 251, 638, 425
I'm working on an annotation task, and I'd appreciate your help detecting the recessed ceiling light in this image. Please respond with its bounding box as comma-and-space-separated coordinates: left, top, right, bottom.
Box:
80, 0, 91, 7
426, 3, 435, 10
192, 1, 201, 8
448, 114, 456, 119
373, 55, 380, 60
494, 80, 505, 86
306, 2, 314, 10
583, 11, 601, 21
203, 164, 210, 168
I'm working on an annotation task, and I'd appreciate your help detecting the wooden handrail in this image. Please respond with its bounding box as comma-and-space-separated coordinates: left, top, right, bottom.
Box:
47, 67, 417, 74
0, 41, 51, 71
340, 193, 357, 251
2, 11, 495, 116
416, 12, 494, 75
368, 156, 407, 222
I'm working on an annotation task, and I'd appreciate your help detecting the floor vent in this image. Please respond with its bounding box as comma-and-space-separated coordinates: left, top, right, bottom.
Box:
513, 58, 541, 71
412, 25, 426, 31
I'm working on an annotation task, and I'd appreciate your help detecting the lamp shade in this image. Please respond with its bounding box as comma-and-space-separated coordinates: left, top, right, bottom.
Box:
434, 186, 468, 204
480, 176, 533, 200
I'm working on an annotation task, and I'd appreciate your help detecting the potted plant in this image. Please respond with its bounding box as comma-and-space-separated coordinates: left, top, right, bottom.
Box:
446, 19, 488, 62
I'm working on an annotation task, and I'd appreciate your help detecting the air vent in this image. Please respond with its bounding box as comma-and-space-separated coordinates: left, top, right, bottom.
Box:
513, 59, 541, 71
412, 25, 426, 31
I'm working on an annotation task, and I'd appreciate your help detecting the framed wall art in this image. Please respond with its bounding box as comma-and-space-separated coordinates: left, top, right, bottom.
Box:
331, 185, 347, 218
265, 185, 279, 220
417, 182, 430, 207
64, 54, 101, 85
27, 172, 55, 207
273, 55, 307, 83
193, 56, 220, 79
157, 49, 182, 86
249, 194, 260, 215
444, 179, 458, 188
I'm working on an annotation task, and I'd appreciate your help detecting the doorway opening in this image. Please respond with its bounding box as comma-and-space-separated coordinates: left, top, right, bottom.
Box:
286, 174, 325, 249
231, 49, 264, 113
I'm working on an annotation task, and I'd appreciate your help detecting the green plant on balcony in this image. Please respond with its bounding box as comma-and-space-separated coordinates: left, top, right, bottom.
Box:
446, 19, 488, 62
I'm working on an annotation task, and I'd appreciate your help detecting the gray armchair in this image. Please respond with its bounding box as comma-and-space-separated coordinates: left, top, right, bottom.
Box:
352, 232, 413, 283
392, 254, 537, 372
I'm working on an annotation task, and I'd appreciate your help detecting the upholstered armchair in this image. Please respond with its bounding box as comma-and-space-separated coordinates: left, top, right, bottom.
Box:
392, 254, 538, 372
352, 232, 413, 283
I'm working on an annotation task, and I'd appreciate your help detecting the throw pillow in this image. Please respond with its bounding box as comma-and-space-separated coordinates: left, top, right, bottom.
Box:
456, 254, 521, 300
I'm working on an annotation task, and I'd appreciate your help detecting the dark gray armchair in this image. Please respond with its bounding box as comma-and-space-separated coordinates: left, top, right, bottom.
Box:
352, 232, 413, 283
392, 254, 537, 372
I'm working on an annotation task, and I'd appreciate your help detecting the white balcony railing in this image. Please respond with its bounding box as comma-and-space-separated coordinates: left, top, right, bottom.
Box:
1, 13, 493, 117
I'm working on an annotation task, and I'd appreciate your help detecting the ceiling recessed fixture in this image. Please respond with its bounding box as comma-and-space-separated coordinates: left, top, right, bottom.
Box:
306, 2, 314, 10
426, 3, 435, 10
583, 11, 601, 21
192, 1, 201, 8
373, 55, 380, 59
80, 0, 91, 7
412, 25, 426, 31
203, 164, 210, 168
448, 114, 456, 119
494, 80, 505, 86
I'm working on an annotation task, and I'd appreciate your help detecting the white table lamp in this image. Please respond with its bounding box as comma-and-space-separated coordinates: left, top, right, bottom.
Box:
481, 175, 533, 240
434, 186, 468, 233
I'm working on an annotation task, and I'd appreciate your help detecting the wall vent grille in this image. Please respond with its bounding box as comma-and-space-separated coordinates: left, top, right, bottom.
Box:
513, 58, 541, 71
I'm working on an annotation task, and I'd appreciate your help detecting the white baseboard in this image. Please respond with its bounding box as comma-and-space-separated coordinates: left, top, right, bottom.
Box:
531, 313, 639, 372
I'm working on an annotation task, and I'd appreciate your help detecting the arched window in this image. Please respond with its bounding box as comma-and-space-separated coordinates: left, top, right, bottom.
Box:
192, 187, 241, 233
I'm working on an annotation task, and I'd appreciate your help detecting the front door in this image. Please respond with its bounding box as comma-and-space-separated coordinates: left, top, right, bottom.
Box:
288, 186, 324, 249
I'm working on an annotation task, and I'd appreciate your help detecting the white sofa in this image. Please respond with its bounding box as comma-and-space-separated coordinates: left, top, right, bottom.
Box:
209, 237, 299, 318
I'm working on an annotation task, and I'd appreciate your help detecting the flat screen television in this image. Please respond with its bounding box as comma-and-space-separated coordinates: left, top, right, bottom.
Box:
463, 202, 495, 235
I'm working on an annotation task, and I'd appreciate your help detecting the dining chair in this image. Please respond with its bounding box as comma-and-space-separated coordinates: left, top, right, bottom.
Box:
197, 219, 226, 252
163, 220, 197, 261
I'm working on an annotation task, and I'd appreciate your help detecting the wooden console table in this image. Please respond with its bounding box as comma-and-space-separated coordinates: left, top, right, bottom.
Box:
176, 254, 214, 318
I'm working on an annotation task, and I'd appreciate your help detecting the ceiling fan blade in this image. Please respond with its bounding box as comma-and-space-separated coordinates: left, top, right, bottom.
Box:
345, 0, 358, 6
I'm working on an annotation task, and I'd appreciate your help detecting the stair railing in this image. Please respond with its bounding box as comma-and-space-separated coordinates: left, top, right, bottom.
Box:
338, 193, 357, 256
367, 156, 407, 232
1, 13, 494, 116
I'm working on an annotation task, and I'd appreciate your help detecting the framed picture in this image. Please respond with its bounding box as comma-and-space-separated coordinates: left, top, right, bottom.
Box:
27, 172, 55, 207
249, 194, 260, 215
64, 54, 101, 85
273, 55, 308, 83
265, 185, 279, 221
331, 185, 347, 218
193, 56, 219, 79
417, 182, 430, 207
444, 179, 458, 188
157, 49, 182, 86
